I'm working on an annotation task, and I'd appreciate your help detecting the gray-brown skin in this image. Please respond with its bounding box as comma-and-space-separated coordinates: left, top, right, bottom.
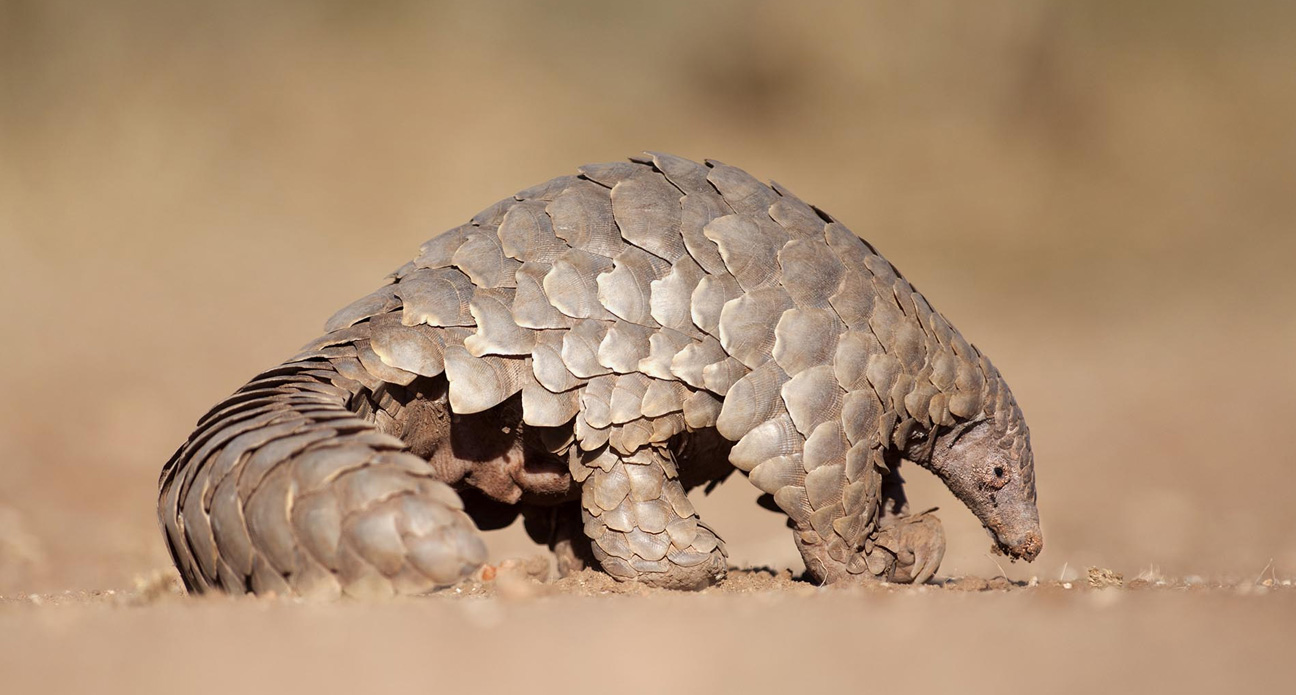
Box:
157, 152, 1041, 599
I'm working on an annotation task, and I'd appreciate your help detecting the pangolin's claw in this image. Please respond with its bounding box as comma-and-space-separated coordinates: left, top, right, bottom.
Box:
880, 513, 946, 585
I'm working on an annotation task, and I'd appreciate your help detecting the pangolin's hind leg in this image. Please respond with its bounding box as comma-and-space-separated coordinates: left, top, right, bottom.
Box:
789, 454, 945, 586
574, 446, 727, 590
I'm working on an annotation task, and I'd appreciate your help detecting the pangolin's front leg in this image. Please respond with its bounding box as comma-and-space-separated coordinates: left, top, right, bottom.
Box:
752, 441, 945, 586
871, 512, 945, 585
873, 461, 946, 583
573, 446, 727, 590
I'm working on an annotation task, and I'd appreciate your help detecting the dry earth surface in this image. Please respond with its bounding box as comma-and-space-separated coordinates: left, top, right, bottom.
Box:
2, 567, 1293, 694
2, 1, 1295, 692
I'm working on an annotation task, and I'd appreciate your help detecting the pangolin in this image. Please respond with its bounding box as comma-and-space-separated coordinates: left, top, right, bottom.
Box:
157, 152, 1041, 598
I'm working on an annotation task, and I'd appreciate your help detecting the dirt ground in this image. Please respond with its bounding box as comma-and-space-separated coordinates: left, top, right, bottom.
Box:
2, 569, 1294, 693
2, 1, 1295, 692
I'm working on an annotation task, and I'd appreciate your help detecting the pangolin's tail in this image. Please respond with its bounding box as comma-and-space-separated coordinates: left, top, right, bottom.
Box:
157, 351, 485, 599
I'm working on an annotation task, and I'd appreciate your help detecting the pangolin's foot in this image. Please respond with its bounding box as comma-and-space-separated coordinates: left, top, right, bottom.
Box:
576, 446, 727, 590
873, 511, 945, 585
795, 510, 945, 586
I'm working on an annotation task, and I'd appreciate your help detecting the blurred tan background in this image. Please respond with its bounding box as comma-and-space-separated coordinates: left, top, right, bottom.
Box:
2, 0, 1294, 596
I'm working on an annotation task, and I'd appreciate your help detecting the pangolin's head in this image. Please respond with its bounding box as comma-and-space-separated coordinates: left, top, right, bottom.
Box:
925, 372, 1042, 562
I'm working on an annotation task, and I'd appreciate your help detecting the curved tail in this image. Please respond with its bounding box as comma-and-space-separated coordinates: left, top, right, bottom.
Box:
157, 355, 485, 598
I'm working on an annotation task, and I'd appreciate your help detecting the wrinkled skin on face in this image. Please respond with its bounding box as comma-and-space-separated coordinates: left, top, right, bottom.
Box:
921, 388, 1042, 562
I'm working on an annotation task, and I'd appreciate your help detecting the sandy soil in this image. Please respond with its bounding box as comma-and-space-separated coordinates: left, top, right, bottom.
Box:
3, 569, 1294, 694
2, 2, 1295, 692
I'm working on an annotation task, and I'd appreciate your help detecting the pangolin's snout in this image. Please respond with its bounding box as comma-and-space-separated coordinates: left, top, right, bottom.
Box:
994, 528, 1043, 562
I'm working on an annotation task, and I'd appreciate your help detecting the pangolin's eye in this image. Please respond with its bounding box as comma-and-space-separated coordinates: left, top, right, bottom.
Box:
993, 466, 1005, 478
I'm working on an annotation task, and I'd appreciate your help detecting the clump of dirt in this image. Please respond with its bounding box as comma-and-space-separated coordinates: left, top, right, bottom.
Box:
126, 569, 186, 605
709, 567, 809, 594
1088, 567, 1124, 588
